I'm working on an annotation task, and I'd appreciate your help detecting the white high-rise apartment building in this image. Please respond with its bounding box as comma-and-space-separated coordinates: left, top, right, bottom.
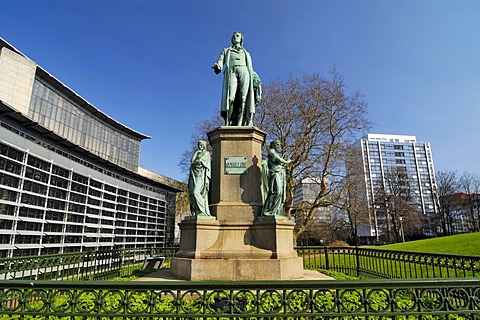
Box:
358, 134, 438, 241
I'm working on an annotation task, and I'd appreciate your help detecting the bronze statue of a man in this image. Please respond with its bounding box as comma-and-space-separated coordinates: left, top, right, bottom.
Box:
213, 31, 259, 126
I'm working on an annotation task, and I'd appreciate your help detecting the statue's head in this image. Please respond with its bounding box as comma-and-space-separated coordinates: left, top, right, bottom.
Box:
270, 140, 280, 150
231, 31, 243, 46
198, 140, 207, 150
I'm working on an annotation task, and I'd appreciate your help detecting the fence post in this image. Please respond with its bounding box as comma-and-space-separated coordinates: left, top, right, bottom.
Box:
324, 246, 329, 270
119, 249, 124, 276
355, 246, 360, 277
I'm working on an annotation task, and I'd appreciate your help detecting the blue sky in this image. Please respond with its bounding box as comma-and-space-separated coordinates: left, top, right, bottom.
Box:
1, 1, 479, 182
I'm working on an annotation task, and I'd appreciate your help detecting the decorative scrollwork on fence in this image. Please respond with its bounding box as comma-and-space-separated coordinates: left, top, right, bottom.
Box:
2, 280, 480, 318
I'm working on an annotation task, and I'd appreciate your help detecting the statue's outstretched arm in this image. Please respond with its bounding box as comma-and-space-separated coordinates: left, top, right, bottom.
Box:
212, 49, 226, 74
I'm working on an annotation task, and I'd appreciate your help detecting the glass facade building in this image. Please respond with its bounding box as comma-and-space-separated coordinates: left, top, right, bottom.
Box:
358, 134, 438, 241
29, 80, 140, 172
0, 37, 181, 258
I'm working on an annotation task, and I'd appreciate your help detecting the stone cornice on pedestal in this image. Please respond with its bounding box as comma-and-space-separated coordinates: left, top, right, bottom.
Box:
208, 126, 266, 145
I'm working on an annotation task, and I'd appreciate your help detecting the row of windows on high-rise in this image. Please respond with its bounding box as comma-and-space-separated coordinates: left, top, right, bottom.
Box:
29, 79, 140, 171
367, 151, 431, 159
367, 142, 429, 150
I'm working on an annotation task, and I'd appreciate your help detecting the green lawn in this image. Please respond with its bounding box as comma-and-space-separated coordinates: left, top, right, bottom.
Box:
375, 232, 480, 256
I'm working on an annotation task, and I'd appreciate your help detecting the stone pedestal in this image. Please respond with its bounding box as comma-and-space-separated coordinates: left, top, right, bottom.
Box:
208, 126, 265, 223
170, 127, 304, 281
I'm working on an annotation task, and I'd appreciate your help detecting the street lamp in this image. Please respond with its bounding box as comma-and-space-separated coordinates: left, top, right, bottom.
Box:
399, 216, 405, 242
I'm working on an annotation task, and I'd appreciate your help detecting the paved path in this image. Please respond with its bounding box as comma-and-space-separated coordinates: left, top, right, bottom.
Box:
136, 269, 334, 281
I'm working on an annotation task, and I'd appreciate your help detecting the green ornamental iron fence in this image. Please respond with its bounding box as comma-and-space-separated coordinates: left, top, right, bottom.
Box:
2, 247, 480, 318
298, 246, 480, 279
2, 246, 480, 281
1, 279, 480, 318
0, 247, 178, 281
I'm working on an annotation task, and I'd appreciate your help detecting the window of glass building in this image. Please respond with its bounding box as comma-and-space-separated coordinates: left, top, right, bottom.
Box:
13, 248, 39, 257
0, 157, 23, 175
0, 235, 10, 245
87, 198, 100, 206
84, 227, 97, 234
0, 219, 13, 230
86, 217, 98, 224
71, 182, 87, 194
23, 181, 47, 195
50, 176, 68, 189
0, 172, 20, 188
67, 213, 84, 223
104, 184, 116, 194
66, 225, 83, 234
43, 224, 63, 233
19, 207, 44, 219
27, 155, 51, 171
41, 247, 60, 255
21, 193, 46, 207
0, 143, 25, 162
88, 188, 101, 198
49, 187, 67, 199
0, 188, 18, 202
72, 172, 88, 185
52, 165, 70, 178
24, 167, 48, 183
65, 236, 81, 244
47, 199, 66, 210
17, 221, 42, 232
45, 211, 65, 221
103, 202, 115, 210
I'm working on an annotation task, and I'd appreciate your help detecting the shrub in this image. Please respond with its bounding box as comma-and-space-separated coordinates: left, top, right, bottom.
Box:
329, 240, 350, 247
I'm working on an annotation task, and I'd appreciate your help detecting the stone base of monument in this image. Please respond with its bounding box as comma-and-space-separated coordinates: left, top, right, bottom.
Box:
171, 257, 303, 281
170, 126, 304, 281
170, 218, 304, 281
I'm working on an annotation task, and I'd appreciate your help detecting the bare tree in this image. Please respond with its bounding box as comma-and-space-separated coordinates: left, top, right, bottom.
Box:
459, 172, 480, 232
393, 198, 422, 240
335, 146, 370, 245
385, 167, 411, 202
257, 71, 370, 240
380, 166, 422, 242
295, 218, 332, 246
435, 170, 460, 235
295, 207, 352, 245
